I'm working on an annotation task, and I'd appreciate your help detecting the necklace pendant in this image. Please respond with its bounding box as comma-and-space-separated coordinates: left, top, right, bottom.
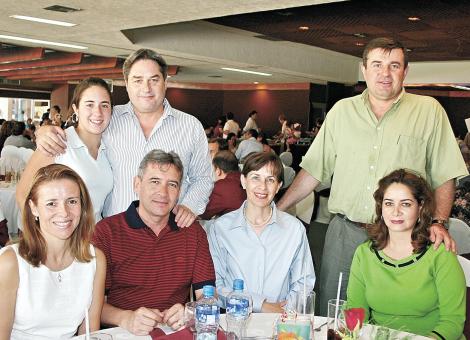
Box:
57, 272, 62, 283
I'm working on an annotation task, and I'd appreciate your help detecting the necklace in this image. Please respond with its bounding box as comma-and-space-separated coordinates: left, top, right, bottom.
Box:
57, 272, 63, 283
244, 206, 273, 228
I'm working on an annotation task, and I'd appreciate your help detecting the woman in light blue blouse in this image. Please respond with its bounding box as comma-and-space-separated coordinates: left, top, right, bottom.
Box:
208, 152, 315, 313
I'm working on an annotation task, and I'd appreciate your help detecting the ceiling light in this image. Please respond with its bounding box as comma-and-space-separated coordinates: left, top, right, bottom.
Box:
406, 48, 413, 52
10, 15, 76, 27
355, 42, 365, 46
221, 67, 271, 76
408, 16, 421, 21
253, 82, 259, 84
451, 85, 470, 91
298, 26, 309, 31
0, 34, 87, 50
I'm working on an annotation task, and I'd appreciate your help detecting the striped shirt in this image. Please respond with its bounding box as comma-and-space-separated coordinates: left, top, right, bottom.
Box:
102, 99, 213, 217
92, 201, 216, 311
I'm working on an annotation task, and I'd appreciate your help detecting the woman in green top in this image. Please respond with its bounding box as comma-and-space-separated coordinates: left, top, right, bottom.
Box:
347, 169, 466, 339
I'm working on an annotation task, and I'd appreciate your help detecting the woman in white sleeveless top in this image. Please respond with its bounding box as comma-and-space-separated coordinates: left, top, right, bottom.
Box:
0, 164, 106, 339
17, 77, 113, 223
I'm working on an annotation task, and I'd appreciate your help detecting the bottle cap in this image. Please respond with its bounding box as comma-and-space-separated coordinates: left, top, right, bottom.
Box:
203, 285, 215, 297
233, 279, 244, 291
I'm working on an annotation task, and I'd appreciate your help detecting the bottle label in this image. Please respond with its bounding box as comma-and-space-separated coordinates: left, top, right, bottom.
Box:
196, 305, 220, 325
226, 298, 250, 317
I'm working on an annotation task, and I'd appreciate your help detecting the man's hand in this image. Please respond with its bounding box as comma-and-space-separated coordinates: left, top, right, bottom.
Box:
162, 303, 185, 330
120, 307, 163, 336
261, 300, 286, 313
35, 125, 67, 157
173, 204, 196, 228
429, 223, 456, 253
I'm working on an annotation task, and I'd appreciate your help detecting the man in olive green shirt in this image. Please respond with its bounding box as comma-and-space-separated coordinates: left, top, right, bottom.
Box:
278, 38, 468, 315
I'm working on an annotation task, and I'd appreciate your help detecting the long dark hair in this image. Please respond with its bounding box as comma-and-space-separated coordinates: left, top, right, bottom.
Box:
368, 169, 433, 253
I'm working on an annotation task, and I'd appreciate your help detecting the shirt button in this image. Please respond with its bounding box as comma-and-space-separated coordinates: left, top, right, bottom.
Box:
365, 206, 368, 209
377, 127, 381, 130
370, 165, 374, 170
367, 186, 371, 190
373, 145, 378, 149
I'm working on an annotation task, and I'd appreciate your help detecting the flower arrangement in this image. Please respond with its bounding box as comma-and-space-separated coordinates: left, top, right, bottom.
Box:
337, 308, 365, 340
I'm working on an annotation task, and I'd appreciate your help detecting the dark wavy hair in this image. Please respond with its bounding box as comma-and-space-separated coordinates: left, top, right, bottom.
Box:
19, 164, 95, 266
368, 169, 433, 253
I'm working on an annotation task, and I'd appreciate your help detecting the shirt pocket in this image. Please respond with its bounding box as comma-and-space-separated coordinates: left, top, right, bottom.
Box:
393, 135, 426, 174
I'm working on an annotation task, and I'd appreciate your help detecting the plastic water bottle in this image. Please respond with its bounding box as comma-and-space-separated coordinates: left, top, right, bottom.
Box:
226, 279, 252, 339
196, 285, 220, 340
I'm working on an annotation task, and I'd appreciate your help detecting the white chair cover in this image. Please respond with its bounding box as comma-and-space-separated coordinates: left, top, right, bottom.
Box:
457, 255, 470, 287
449, 217, 470, 255
0, 145, 27, 172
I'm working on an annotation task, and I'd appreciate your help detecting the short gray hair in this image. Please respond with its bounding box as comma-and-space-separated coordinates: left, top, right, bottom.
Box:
123, 49, 168, 81
138, 149, 183, 181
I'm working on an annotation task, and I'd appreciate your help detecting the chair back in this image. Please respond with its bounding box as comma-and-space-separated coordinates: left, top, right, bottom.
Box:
457, 255, 470, 338
449, 218, 470, 255
0, 145, 28, 171
458, 255, 470, 287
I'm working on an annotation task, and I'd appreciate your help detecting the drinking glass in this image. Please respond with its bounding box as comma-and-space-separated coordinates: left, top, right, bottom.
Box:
291, 289, 315, 315
184, 301, 197, 334
327, 299, 346, 340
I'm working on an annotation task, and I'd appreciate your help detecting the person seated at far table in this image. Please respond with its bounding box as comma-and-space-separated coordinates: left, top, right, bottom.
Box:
208, 137, 227, 159
226, 132, 238, 154
235, 129, 263, 162
0, 164, 106, 339
200, 150, 246, 220
208, 152, 315, 313
92, 149, 215, 336
3, 121, 35, 150
347, 169, 466, 339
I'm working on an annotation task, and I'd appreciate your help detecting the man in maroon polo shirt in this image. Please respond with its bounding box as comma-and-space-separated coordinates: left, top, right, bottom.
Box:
200, 150, 246, 220
92, 149, 215, 336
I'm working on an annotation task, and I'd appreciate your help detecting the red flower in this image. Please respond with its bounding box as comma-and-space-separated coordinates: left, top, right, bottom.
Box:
344, 308, 365, 331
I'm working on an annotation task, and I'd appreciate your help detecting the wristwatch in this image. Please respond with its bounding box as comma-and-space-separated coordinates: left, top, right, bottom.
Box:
431, 218, 449, 230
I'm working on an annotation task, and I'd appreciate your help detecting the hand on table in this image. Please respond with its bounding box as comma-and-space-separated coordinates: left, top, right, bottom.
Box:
429, 223, 456, 253
35, 125, 67, 157
261, 300, 286, 313
120, 307, 163, 335
163, 303, 185, 330
173, 204, 196, 228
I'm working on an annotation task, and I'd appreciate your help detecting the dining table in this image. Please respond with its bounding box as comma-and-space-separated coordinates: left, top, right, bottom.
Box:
72, 313, 432, 339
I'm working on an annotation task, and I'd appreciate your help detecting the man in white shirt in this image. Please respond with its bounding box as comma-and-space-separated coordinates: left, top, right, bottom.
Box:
242, 110, 259, 133
35, 49, 213, 228
223, 112, 240, 138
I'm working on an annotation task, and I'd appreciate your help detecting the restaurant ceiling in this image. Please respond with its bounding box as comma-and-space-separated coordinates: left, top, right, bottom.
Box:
0, 0, 469, 87
208, 0, 470, 62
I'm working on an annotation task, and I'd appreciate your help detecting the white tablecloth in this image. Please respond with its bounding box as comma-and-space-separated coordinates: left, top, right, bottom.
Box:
72, 313, 431, 339
0, 183, 21, 235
